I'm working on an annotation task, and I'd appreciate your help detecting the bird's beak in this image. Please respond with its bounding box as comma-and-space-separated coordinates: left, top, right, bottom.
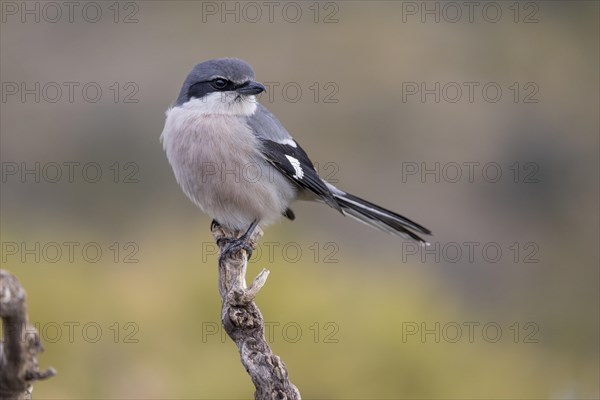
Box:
237, 80, 266, 95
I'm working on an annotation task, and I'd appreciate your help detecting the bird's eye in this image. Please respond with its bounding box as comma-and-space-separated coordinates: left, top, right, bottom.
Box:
212, 78, 229, 89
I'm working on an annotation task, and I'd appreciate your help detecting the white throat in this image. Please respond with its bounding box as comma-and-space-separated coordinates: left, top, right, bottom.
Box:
180, 92, 258, 116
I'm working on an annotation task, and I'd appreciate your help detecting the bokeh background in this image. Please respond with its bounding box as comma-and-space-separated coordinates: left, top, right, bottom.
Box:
1, 1, 598, 398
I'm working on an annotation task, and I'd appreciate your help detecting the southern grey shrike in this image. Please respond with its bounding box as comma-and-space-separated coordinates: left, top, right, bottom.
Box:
161, 58, 431, 255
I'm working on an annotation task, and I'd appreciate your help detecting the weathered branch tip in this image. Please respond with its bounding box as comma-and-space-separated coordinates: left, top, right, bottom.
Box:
0, 269, 56, 400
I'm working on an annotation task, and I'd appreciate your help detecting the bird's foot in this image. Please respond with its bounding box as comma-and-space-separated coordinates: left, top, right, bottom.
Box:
218, 236, 255, 262
217, 220, 259, 262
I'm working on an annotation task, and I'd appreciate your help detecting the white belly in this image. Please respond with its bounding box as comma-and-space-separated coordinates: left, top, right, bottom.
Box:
161, 107, 296, 230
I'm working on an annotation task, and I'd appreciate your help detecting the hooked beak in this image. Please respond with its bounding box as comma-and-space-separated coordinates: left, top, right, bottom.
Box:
237, 80, 266, 95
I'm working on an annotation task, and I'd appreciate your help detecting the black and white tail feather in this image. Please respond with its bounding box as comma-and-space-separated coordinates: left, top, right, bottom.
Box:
327, 184, 431, 245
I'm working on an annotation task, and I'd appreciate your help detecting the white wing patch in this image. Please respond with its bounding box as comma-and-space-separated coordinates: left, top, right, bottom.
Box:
278, 138, 297, 148
285, 155, 304, 179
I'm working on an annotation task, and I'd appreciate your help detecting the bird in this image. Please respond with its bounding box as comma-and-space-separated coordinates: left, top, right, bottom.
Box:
161, 58, 431, 257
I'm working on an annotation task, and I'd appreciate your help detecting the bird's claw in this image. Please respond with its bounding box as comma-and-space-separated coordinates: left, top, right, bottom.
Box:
219, 236, 254, 261
215, 219, 258, 262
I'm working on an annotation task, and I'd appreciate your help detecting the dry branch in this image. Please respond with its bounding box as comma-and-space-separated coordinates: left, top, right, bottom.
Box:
0, 269, 56, 400
211, 224, 300, 400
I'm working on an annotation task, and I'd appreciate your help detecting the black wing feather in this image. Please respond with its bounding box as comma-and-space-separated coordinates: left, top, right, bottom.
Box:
259, 139, 342, 213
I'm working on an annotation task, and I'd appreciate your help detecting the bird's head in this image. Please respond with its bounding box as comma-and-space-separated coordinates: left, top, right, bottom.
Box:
175, 58, 266, 115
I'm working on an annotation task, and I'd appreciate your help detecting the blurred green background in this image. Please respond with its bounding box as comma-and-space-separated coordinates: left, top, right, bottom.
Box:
1, 1, 598, 398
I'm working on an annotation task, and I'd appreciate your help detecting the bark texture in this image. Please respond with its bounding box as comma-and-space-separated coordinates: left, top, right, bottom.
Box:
0, 269, 56, 400
211, 225, 301, 400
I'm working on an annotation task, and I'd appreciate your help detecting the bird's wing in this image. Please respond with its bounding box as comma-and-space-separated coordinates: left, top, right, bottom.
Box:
247, 105, 342, 212
247, 103, 294, 142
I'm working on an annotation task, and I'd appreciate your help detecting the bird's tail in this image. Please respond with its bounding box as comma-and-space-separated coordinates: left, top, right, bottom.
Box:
330, 188, 431, 245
